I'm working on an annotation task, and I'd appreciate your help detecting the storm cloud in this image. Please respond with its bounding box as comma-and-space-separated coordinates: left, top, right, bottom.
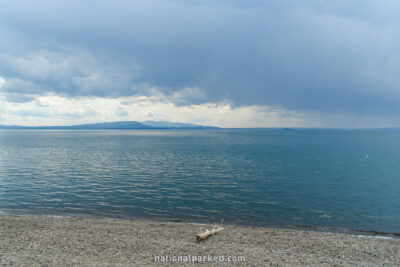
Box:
1, 0, 400, 117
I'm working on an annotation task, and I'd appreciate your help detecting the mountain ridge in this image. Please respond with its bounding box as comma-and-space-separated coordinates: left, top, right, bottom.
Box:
0, 121, 219, 130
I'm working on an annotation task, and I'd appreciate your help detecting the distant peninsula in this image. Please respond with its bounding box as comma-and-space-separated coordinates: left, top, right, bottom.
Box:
0, 121, 219, 130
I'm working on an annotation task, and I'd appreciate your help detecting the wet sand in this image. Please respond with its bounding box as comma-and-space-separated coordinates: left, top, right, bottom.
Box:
1, 215, 399, 266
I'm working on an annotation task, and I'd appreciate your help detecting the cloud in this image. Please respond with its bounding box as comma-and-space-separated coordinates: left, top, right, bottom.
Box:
1, 0, 400, 126
0, 94, 314, 127
0, 49, 142, 98
170, 87, 206, 105
2, 93, 400, 128
3, 93, 36, 103
9, 109, 52, 118
115, 107, 129, 117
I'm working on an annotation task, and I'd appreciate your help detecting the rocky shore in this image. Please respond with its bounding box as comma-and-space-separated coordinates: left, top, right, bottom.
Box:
1, 215, 399, 266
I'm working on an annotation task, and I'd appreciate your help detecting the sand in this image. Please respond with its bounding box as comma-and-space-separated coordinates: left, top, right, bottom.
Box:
1, 215, 399, 266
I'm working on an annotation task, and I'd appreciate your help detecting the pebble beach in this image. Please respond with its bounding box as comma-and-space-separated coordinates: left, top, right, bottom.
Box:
1, 215, 399, 266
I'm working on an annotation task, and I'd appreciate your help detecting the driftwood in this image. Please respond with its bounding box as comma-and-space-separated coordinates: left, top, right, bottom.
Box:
196, 219, 224, 241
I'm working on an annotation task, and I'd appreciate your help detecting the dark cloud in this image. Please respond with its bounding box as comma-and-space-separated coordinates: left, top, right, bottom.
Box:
1, 0, 400, 116
3, 93, 36, 103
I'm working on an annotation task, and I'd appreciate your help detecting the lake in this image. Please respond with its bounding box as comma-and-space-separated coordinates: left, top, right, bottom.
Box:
0, 129, 399, 234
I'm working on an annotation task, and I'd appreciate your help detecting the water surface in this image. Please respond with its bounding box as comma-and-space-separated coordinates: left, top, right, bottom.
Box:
0, 129, 399, 233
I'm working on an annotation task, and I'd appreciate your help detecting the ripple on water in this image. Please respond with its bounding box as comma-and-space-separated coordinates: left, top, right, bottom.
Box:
0, 129, 400, 234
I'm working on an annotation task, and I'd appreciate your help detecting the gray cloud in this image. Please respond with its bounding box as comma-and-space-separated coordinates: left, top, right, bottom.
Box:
3, 93, 36, 103
1, 0, 400, 117
115, 108, 129, 117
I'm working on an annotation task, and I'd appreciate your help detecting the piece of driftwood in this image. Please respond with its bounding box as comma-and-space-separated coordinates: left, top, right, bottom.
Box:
196, 219, 224, 241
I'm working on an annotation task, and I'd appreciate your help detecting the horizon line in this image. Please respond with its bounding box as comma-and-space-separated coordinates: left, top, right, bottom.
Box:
0, 120, 399, 130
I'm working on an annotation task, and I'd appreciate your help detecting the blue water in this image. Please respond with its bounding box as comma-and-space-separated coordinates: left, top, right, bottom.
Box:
0, 129, 400, 234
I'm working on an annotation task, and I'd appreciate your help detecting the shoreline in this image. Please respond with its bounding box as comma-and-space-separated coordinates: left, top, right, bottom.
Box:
1, 210, 399, 239
1, 214, 400, 266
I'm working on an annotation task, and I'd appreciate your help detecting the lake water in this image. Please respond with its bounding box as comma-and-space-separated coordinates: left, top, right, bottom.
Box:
0, 129, 399, 234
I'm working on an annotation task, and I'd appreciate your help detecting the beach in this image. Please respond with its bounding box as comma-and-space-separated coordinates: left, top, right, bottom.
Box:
1, 215, 399, 266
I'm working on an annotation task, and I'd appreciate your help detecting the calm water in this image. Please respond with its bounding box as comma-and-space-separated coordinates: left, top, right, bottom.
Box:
0, 129, 400, 233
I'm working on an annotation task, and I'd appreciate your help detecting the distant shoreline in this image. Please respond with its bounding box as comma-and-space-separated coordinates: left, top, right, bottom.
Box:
2, 127, 400, 131
2, 120, 400, 130
0, 120, 219, 130
1, 214, 399, 266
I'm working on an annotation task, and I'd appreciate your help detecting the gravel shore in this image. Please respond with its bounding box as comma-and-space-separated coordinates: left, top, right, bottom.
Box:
1, 215, 399, 266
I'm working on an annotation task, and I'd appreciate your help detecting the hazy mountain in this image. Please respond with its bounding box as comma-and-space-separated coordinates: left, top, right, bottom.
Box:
66, 121, 152, 129
0, 121, 218, 130
0, 125, 30, 129
142, 121, 218, 129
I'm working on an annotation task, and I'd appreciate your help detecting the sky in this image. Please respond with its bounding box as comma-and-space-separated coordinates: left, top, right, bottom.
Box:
1, 0, 400, 128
